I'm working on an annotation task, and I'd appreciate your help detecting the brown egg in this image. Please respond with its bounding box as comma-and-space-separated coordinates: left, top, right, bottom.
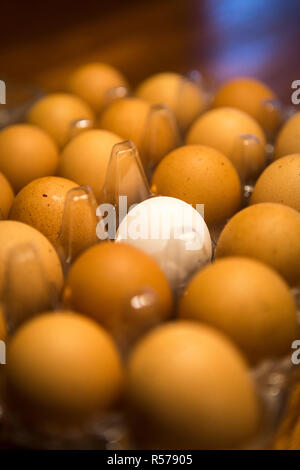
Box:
179, 257, 298, 363
56, 186, 100, 264
275, 112, 300, 159
58, 129, 122, 201
6, 311, 123, 421
186, 107, 266, 181
63, 242, 172, 338
27, 93, 94, 147
67, 62, 128, 112
0, 305, 6, 341
98, 97, 177, 167
9, 176, 77, 245
0, 221, 63, 319
0, 172, 14, 219
99, 97, 149, 149
251, 154, 300, 212
0, 124, 58, 193
151, 145, 242, 229
212, 77, 280, 136
215, 203, 300, 286
127, 321, 259, 449
136, 72, 206, 132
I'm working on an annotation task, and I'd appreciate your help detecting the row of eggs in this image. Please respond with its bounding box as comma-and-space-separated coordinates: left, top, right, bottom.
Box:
0, 63, 300, 449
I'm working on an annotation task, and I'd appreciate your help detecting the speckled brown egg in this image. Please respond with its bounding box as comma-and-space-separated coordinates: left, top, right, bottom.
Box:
98, 97, 177, 167
212, 77, 280, 137
186, 107, 266, 181
67, 62, 128, 112
9, 176, 77, 245
0, 221, 63, 315
0, 172, 14, 219
0, 124, 58, 192
275, 112, 300, 159
151, 145, 242, 229
6, 311, 123, 422
136, 72, 206, 132
126, 321, 259, 449
58, 129, 122, 201
215, 203, 300, 286
178, 257, 298, 363
63, 242, 172, 338
27, 93, 94, 147
251, 154, 300, 212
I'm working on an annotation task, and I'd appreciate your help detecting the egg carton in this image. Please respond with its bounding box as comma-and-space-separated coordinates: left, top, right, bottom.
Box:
0, 74, 299, 449
0, 131, 299, 449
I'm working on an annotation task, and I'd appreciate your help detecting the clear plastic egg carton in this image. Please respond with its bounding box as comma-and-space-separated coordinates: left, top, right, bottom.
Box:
0, 71, 299, 450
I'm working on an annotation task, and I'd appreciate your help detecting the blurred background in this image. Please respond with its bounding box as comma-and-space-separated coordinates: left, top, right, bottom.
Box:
1, 0, 300, 103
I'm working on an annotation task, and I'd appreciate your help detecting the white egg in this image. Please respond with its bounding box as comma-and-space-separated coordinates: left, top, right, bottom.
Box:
116, 196, 212, 291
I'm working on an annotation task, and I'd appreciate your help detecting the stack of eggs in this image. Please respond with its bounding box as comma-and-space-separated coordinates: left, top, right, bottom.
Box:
0, 63, 299, 450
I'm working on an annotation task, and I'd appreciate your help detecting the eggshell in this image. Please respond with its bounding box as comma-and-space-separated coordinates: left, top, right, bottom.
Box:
98, 97, 177, 166
116, 196, 212, 290
0, 124, 58, 192
151, 145, 242, 229
58, 129, 122, 201
186, 107, 266, 181
251, 154, 300, 212
178, 257, 298, 363
0, 220, 63, 311
9, 176, 77, 245
275, 112, 300, 159
126, 321, 259, 449
63, 242, 172, 335
215, 203, 300, 286
6, 311, 123, 421
136, 72, 206, 132
27, 93, 94, 147
212, 77, 279, 135
0, 172, 14, 219
99, 97, 150, 151
67, 62, 128, 112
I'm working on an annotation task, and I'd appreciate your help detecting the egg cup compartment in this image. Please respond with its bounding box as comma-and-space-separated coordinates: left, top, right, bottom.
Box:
66, 118, 94, 143
241, 287, 300, 449
232, 133, 266, 188
258, 99, 298, 156
184, 69, 216, 113
142, 104, 181, 178
2, 243, 60, 333
228, 133, 266, 208
110, 287, 166, 357
238, 356, 298, 449
0, 401, 127, 450
258, 98, 282, 143
55, 185, 100, 272
99, 140, 152, 227
100, 85, 130, 114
